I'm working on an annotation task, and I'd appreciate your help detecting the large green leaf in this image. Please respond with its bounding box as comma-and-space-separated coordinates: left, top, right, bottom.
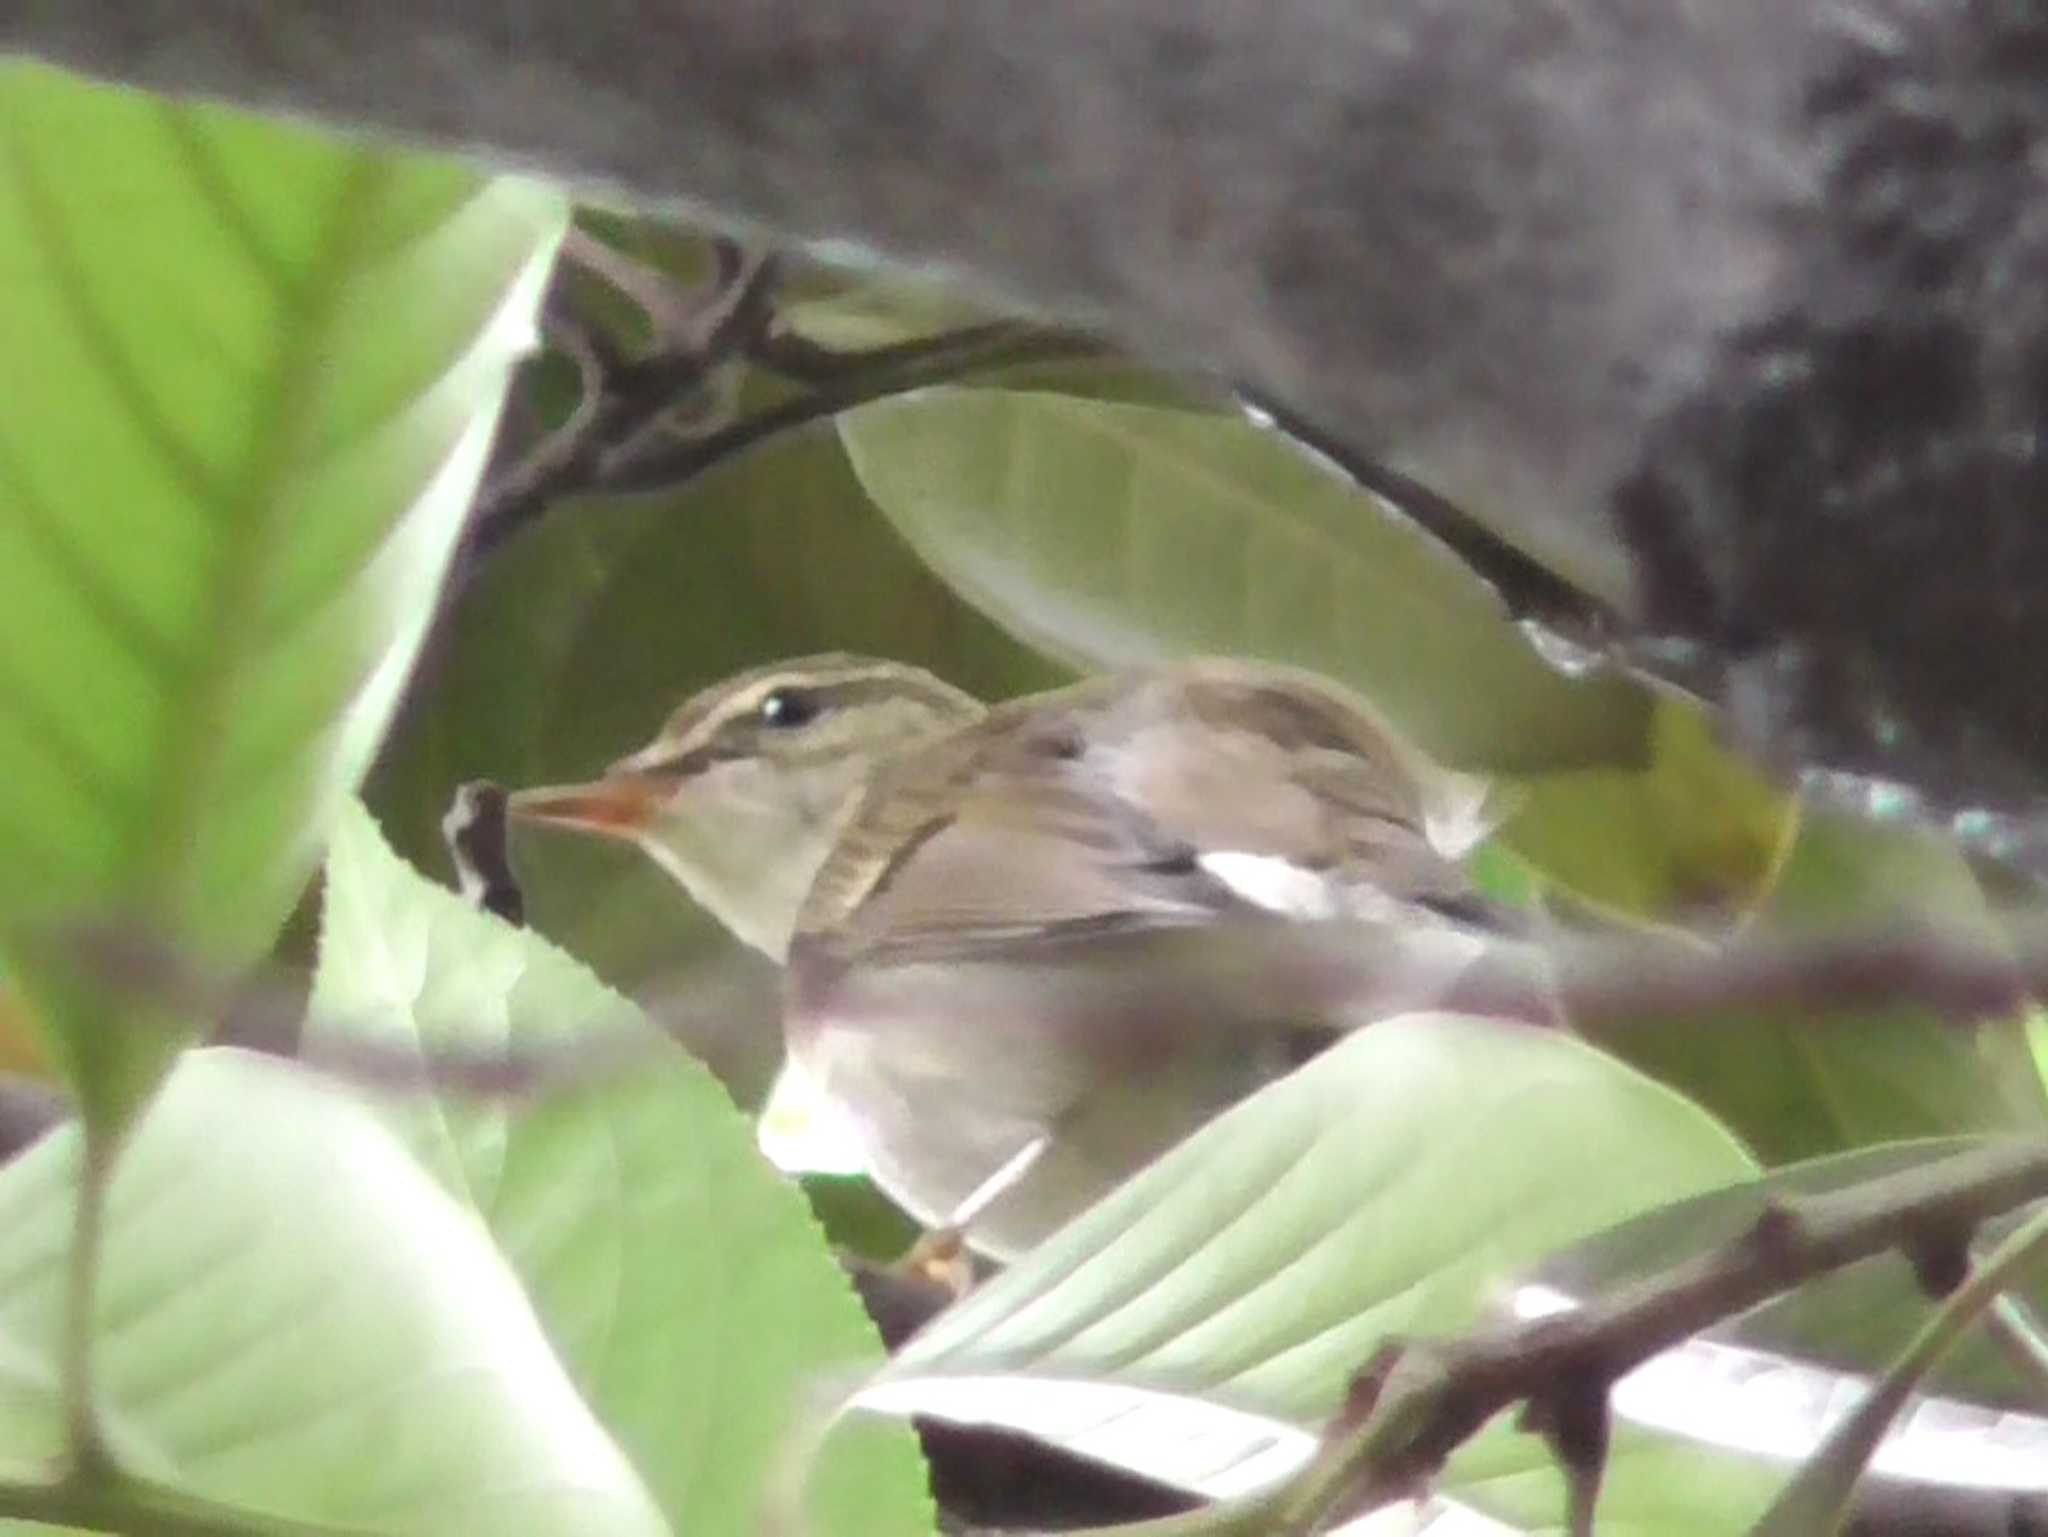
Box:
309, 801, 933, 1537
368, 430, 1062, 1103
1501, 695, 1797, 921
836, 388, 1651, 772
0, 1049, 665, 1536
861, 1013, 1764, 1533
0, 64, 564, 1124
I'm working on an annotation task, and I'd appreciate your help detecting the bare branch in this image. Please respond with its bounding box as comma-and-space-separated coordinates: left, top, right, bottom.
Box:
594, 324, 1099, 495
1262, 1139, 2048, 1533
459, 243, 780, 565
1984, 1294, 2048, 1407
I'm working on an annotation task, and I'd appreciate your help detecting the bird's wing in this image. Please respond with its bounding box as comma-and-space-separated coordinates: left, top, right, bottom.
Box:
785, 662, 1533, 1252
796, 660, 1505, 964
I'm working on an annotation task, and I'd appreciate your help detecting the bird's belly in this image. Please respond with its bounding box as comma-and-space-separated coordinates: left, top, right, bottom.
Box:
787, 983, 1299, 1259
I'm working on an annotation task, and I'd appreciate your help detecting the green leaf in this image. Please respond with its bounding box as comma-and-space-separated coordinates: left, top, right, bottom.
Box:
367, 429, 1062, 1103
309, 801, 933, 1537
1501, 696, 1798, 921
0, 63, 565, 1125
863, 1013, 1758, 1530
836, 388, 1651, 773
0, 1049, 665, 1535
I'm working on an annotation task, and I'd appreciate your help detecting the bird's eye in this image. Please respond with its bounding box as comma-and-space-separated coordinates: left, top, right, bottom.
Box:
757, 687, 820, 730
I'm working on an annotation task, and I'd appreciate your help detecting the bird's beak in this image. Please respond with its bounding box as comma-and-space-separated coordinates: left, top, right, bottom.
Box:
506, 771, 669, 840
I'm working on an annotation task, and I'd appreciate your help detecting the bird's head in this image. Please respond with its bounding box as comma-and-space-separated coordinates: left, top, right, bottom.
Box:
509, 654, 984, 957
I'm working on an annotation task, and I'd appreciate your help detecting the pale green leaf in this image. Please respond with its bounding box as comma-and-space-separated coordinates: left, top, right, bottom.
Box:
0, 63, 565, 1123
865, 1014, 1760, 1531
309, 801, 933, 1537
837, 388, 1650, 772
0, 1050, 665, 1536
1501, 696, 1797, 921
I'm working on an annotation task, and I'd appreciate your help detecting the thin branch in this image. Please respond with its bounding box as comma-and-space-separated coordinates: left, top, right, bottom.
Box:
749, 322, 1028, 385
61, 1126, 114, 1482
1253, 1138, 2048, 1533
1480, 919, 2035, 1036
459, 245, 780, 564
592, 325, 1100, 495
0, 1471, 380, 1537
1985, 1293, 2048, 1405
1237, 390, 1624, 641
33, 906, 2048, 1110
558, 225, 709, 343
1747, 1202, 2048, 1535
46, 918, 769, 1103
460, 306, 609, 546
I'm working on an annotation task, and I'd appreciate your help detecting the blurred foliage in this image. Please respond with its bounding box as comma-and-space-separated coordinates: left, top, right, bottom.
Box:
311, 802, 930, 1536
0, 61, 563, 1129
3, 56, 2047, 1537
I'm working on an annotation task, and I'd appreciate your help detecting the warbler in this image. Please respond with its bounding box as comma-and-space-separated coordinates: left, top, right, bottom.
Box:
511, 654, 1536, 1257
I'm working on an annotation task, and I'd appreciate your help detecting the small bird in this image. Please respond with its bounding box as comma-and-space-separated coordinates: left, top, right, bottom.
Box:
509, 654, 1539, 1258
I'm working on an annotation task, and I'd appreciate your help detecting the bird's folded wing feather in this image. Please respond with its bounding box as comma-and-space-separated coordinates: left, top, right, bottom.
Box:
784, 665, 1534, 1245
795, 661, 1502, 964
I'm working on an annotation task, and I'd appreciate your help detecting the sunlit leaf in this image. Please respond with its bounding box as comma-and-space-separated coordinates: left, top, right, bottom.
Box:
0, 1050, 665, 1536
861, 1013, 1760, 1532
0, 63, 564, 1125
309, 801, 933, 1537
837, 388, 1651, 773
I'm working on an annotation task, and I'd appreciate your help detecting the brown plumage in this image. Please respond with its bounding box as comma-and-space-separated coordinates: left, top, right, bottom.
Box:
512, 654, 1533, 1257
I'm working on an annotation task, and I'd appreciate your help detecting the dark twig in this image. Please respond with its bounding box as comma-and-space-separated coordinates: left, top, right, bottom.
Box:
595, 324, 1100, 495
0, 1470, 379, 1537
1238, 390, 1624, 640
1486, 919, 2034, 1035
558, 225, 717, 342
460, 305, 611, 553
1984, 1293, 2048, 1404
748, 322, 1028, 385
1248, 1138, 2048, 1533
459, 240, 780, 565
459, 228, 1099, 577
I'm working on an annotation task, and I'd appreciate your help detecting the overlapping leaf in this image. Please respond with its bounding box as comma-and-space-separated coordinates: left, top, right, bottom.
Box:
838, 388, 1651, 772
862, 1013, 1764, 1532
0, 63, 564, 1123
0, 1050, 665, 1536
310, 802, 933, 1536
